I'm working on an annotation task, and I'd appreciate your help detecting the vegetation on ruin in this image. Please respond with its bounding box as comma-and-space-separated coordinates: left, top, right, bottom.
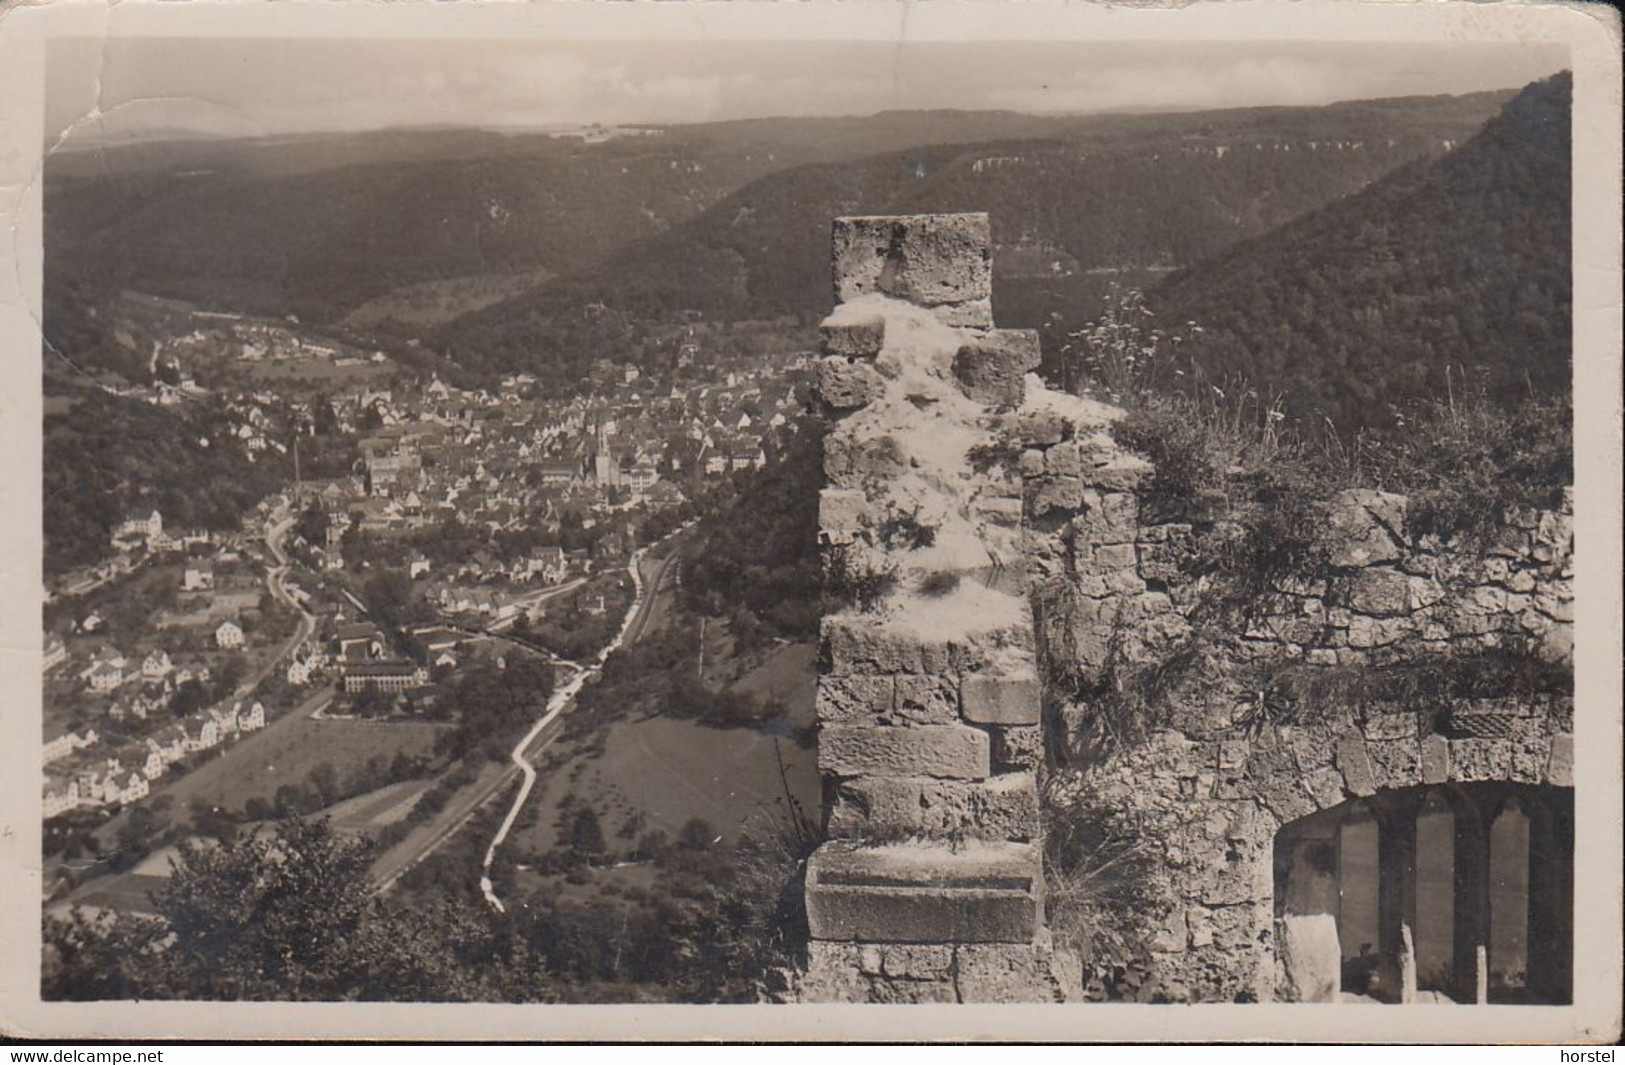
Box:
1057, 268, 1569, 764
820, 546, 901, 615
1042, 782, 1175, 1002
1243, 648, 1572, 734
1052, 363, 1571, 762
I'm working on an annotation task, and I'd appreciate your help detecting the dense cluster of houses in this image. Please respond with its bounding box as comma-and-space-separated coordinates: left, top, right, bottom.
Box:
159, 309, 380, 367
44, 490, 297, 824
286, 358, 805, 594
45, 318, 815, 829
108, 510, 221, 556
43, 700, 265, 818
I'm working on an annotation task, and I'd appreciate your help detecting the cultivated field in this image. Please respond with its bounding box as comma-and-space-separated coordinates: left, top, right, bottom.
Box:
145, 710, 448, 819
508, 639, 819, 858
342, 267, 555, 330
243, 358, 394, 385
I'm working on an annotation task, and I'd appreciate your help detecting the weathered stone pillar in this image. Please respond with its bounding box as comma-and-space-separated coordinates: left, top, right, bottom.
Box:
800, 214, 1060, 1003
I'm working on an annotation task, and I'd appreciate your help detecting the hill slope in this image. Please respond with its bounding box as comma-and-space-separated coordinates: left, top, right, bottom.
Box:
432, 91, 1513, 383
1147, 72, 1571, 431
43, 381, 285, 575
46, 108, 1314, 329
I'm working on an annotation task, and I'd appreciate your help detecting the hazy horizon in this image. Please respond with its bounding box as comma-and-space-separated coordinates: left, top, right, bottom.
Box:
46, 37, 1569, 148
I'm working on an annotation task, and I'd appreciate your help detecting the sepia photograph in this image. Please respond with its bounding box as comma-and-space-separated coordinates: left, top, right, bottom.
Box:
1, 0, 1619, 1044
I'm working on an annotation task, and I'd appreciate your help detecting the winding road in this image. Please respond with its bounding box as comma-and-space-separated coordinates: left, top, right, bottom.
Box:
252, 511, 317, 696
369, 528, 689, 901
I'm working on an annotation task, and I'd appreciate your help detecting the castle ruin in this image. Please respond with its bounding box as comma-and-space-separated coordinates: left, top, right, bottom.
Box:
800, 213, 1574, 1005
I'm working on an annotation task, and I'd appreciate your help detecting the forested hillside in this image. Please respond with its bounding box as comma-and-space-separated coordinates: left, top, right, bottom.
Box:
45, 107, 1304, 328
43, 384, 284, 574
433, 91, 1513, 383
1147, 73, 1571, 431
45, 135, 760, 325
45, 92, 1509, 385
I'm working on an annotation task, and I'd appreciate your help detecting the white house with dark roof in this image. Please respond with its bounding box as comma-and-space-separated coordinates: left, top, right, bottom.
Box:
141, 650, 174, 680
215, 620, 244, 649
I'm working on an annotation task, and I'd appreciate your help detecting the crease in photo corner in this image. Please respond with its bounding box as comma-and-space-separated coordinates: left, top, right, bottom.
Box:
0, 0, 1620, 1044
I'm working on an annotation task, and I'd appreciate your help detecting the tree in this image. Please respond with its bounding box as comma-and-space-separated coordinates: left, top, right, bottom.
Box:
307, 761, 342, 808
313, 395, 340, 436
293, 502, 327, 548
214, 652, 248, 697
43, 817, 554, 1002
363, 570, 413, 633
678, 817, 717, 851
568, 808, 607, 862
353, 685, 391, 718
149, 818, 375, 999
43, 907, 168, 1001
169, 678, 208, 718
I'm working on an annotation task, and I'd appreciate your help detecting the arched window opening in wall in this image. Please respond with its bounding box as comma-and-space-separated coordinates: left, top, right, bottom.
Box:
1273, 783, 1572, 1004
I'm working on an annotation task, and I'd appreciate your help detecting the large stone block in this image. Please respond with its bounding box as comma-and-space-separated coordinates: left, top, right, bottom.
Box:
1277, 914, 1341, 1003
1547, 732, 1574, 786
1029, 473, 1084, 515
1335, 734, 1378, 796
1019, 409, 1067, 446
801, 942, 873, 1002
815, 675, 896, 724
892, 673, 963, 725
992, 724, 1045, 770
818, 488, 876, 547
1420, 733, 1451, 784
955, 943, 1050, 1003
868, 979, 959, 1003
819, 723, 991, 779
821, 429, 909, 486
1449, 736, 1514, 782
974, 494, 1025, 532
819, 312, 887, 360
822, 615, 924, 674
952, 329, 1042, 407
1304, 766, 1347, 809
1346, 567, 1412, 617
1365, 738, 1420, 791
1075, 490, 1142, 545
1326, 489, 1407, 567
960, 669, 1042, 725
832, 214, 993, 319
1084, 453, 1154, 492
816, 355, 887, 411
828, 772, 1040, 842
805, 840, 1041, 943
875, 943, 955, 980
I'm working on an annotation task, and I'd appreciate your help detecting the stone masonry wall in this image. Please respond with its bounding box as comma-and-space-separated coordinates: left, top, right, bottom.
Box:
1021, 410, 1575, 1002
800, 214, 1081, 1003
793, 211, 1573, 1006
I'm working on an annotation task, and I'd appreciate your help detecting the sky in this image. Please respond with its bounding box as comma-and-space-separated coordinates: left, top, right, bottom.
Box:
45, 36, 1571, 145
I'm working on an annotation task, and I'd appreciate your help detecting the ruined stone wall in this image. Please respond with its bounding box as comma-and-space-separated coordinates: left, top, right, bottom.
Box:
801, 214, 1080, 1003
1022, 414, 1575, 1002
795, 211, 1573, 1006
